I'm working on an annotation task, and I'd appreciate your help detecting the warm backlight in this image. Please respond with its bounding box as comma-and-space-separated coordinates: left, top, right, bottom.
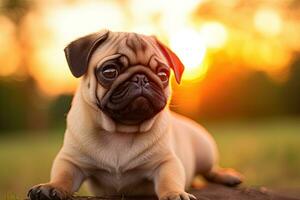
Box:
200, 22, 228, 49
170, 29, 207, 81
254, 8, 282, 37
0, 1, 296, 95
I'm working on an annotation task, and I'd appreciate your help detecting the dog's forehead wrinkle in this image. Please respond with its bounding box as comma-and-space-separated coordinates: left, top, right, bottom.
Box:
125, 33, 148, 53
113, 35, 162, 69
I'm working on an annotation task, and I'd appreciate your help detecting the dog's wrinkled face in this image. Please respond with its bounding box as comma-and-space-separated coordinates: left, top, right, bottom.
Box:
64, 30, 184, 126
96, 55, 169, 125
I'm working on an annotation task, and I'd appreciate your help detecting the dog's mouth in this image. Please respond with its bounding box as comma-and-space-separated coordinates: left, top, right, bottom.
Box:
100, 73, 167, 125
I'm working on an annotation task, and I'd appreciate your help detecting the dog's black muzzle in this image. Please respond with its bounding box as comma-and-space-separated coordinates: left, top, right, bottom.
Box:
100, 73, 167, 125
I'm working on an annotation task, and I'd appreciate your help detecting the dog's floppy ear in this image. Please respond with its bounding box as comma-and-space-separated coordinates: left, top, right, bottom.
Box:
64, 31, 109, 78
154, 38, 184, 84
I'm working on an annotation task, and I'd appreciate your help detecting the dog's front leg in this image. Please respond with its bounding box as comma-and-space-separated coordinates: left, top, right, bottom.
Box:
28, 154, 85, 200
154, 156, 196, 200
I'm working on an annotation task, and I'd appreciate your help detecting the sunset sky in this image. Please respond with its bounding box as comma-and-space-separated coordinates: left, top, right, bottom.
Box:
0, 0, 299, 96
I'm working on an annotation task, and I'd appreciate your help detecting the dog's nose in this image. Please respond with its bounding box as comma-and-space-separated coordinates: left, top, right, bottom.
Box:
131, 73, 149, 86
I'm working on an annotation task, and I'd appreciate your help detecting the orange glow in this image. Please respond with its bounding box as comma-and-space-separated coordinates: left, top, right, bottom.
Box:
199, 22, 228, 49
0, 16, 21, 77
19, 0, 210, 95
169, 29, 207, 81
0, 0, 295, 96
45, 2, 127, 40
22, 1, 127, 95
254, 8, 282, 37
168, 22, 228, 81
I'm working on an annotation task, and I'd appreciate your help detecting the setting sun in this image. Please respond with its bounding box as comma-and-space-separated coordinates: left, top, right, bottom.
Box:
169, 29, 208, 81
199, 22, 228, 49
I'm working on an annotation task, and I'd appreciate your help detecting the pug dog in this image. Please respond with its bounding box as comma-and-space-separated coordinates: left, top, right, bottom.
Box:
28, 30, 242, 200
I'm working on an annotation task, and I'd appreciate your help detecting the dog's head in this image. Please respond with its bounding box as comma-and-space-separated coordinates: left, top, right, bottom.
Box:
64, 30, 184, 131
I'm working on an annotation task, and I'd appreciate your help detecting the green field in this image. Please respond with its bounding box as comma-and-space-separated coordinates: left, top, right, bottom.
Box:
0, 117, 300, 199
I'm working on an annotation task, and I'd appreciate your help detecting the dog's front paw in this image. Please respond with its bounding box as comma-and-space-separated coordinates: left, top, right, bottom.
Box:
160, 191, 197, 200
27, 184, 70, 200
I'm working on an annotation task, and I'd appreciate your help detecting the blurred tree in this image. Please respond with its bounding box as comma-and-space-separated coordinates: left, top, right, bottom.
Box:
190, 65, 296, 121
0, 79, 27, 131
0, 77, 50, 132
48, 95, 72, 130
282, 54, 300, 115
0, 0, 31, 24
0, 0, 50, 133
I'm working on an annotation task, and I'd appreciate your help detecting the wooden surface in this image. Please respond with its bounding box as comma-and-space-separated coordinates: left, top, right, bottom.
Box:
51, 184, 299, 200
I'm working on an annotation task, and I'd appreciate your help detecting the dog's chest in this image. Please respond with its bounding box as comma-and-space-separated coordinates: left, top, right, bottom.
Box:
83, 133, 158, 191
86, 132, 158, 177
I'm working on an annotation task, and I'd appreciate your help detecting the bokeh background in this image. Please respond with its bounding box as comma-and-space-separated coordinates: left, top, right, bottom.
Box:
0, 0, 300, 198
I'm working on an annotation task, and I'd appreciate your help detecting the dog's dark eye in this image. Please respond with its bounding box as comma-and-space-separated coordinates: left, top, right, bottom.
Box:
157, 69, 169, 82
102, 64, 119, 79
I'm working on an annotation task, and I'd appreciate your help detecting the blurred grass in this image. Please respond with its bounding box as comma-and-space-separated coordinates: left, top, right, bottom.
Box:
0, 117, 300, 199
204, 117, 300, 188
